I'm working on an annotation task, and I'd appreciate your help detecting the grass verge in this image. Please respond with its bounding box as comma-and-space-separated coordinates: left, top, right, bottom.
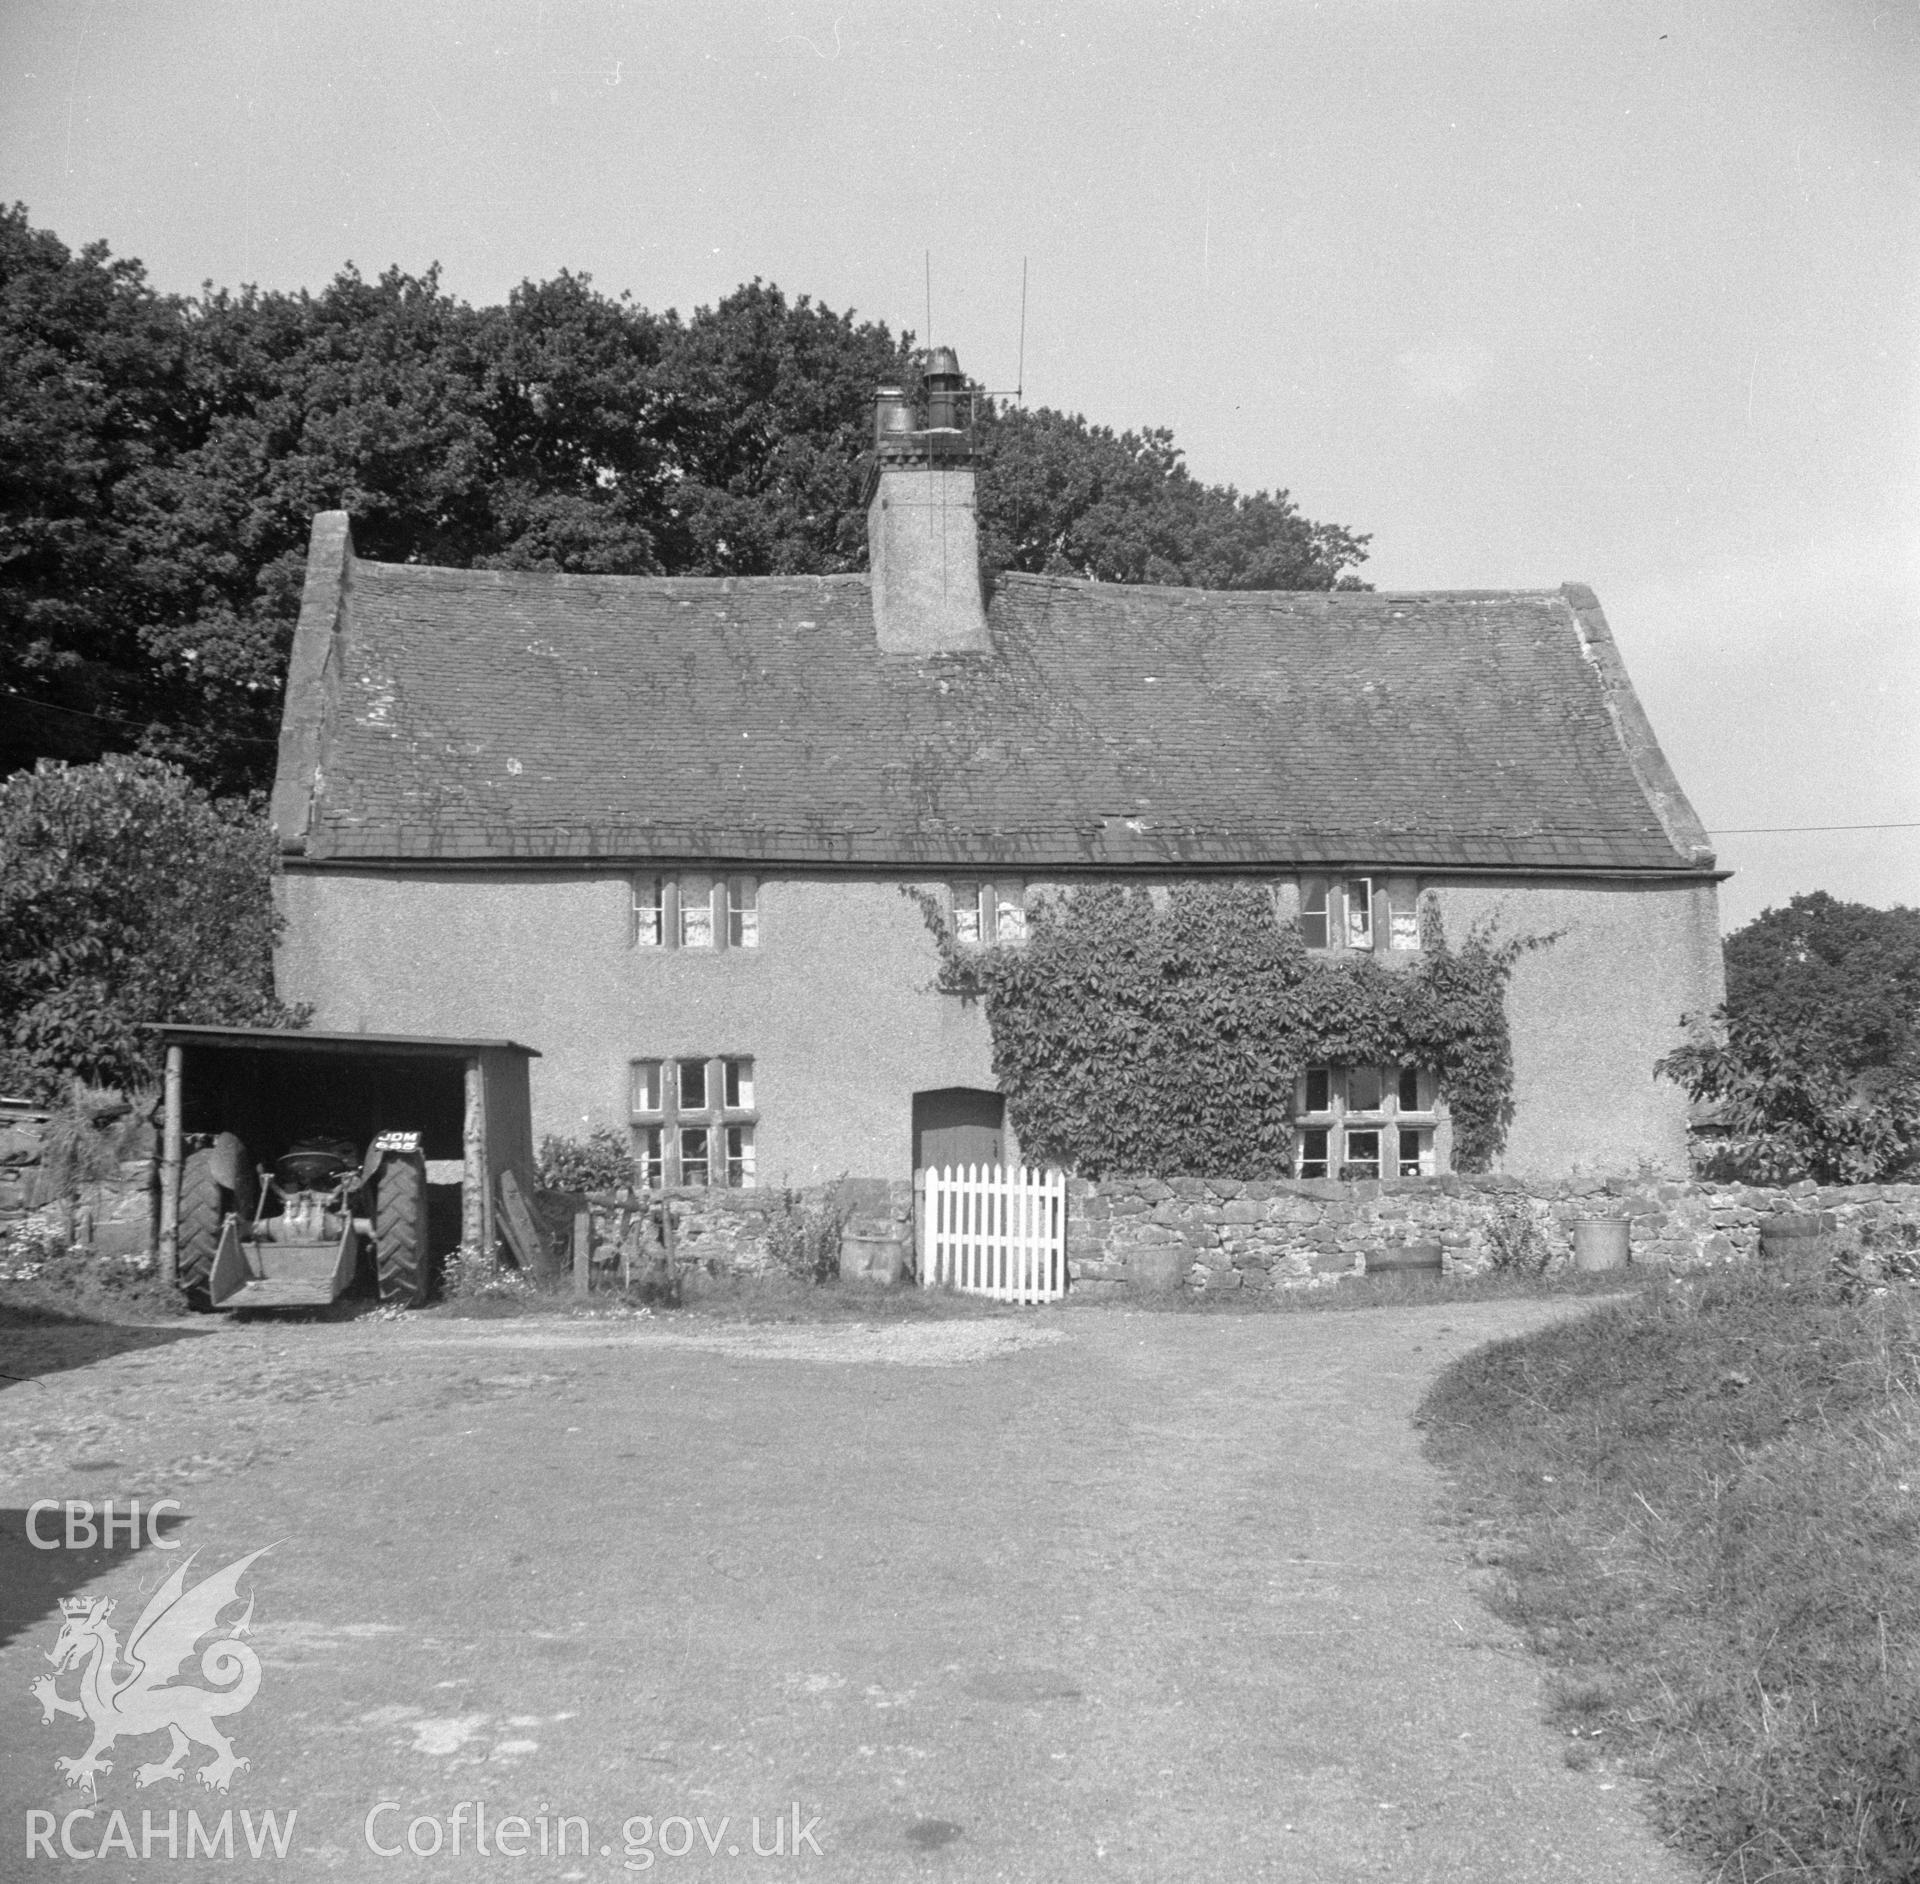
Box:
1419, 1267, 1920, 1882
1162, 1264, 1657, 1314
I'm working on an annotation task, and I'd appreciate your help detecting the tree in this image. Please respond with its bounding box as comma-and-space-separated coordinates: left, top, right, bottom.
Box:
648, 279, 916, 575
0, 758, 300, 1099
0, 206, 1372, 798
0, 206, 195, 777
474, 269, 673, 575
120, 263, 509, 789
1658, 894, 1920, 1183
973, 405, 1370, 590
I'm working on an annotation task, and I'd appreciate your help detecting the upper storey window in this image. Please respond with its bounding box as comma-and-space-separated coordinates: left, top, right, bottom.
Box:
949, 881, 1029, 946
1300, 878, 1421, 953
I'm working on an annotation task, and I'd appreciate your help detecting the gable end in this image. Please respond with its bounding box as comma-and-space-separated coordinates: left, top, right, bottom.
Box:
1560, 583, 1716, 870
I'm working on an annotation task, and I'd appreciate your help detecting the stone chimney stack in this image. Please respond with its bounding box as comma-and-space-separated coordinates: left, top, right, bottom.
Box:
867, 347, 991, 654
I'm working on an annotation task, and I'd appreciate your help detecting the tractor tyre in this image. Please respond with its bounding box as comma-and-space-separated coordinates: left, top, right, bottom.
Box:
176, 1140, 254, 1311
374, 1151, 428, 1307
176, 1150, 225, 1310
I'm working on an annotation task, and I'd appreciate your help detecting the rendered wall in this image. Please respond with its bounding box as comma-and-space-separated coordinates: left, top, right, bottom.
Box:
276, 873, 1000, 1185
1427, 878, 1724, 1178
277, 869, 1721, 1184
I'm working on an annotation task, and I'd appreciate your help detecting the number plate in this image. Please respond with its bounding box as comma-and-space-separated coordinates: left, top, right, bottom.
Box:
371, 1131, 422, 1154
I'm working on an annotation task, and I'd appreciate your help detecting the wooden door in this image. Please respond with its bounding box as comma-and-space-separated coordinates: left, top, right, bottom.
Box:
912, 1087, 1005, 1173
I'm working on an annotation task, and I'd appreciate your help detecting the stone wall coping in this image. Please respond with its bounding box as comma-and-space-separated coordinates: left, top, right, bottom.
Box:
1066, 1173, 1920, 1207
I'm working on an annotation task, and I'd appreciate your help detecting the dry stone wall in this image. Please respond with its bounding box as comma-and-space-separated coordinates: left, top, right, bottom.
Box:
0, 1104, 156, 1262
19, 1122, 1914, 1310
1065, 1174, 1920, 1298
552, 1177, 915, 1289
0, 1105, 47, 1230
555, 1173, 1920, 1300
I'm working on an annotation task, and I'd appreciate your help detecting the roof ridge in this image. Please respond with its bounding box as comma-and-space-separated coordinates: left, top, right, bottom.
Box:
352, 560, 871, 594
990, 571, 1570, 603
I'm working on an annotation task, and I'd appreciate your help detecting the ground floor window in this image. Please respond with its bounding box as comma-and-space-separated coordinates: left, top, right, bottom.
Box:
630, 1054, 756, 1186
724, 1123, 755, 1187
1296, 1064, 1439, 1179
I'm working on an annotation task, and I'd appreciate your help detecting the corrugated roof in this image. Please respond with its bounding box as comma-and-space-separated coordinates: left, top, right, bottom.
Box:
276, 541, 1714, 873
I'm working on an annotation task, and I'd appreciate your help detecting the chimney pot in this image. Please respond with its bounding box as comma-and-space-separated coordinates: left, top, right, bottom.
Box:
873, 385, 915, 448
923, 346, 967, 431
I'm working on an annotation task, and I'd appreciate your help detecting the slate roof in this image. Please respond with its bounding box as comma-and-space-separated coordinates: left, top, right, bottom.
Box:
273, 532, 1715, 875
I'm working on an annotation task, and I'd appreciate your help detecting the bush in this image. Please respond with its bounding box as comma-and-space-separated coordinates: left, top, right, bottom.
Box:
440, 1243, 538, 1303
0, 1221, 63, 1282
0, 758, 301, 1099
1659, 895, 1920, 1184
0, 1225, 179, 1317
1832, 1218, 1920, 1300
765, 1188, 847, 1284
1483, 1192, 1551, 1277
37, 1084, 148, 1198
536, 1127, 634, 1192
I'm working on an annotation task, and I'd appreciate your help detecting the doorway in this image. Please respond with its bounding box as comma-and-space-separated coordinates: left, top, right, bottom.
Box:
912, 1087, 1005, 1173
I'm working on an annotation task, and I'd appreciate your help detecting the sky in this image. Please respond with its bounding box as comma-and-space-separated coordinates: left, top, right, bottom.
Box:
2, 0, 1914, 930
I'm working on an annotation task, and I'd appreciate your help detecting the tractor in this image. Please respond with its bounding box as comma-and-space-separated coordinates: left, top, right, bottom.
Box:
176, 1129, 428, 1311
153, 1022, 543, 1317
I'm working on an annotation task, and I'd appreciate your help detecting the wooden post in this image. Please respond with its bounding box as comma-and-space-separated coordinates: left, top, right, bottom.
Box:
158, 1044, 184, 1287
914, 1170, 927, 1290
613, 1195, 633, 1292
462, 1058, 487, 1254
573, 1208, 591, 1296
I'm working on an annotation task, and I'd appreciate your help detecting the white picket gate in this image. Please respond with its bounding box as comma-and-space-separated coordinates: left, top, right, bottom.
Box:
919, 1163, 1067, 1303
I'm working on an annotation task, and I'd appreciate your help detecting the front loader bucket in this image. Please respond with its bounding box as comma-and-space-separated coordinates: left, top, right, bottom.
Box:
207, 1217, 359, 1311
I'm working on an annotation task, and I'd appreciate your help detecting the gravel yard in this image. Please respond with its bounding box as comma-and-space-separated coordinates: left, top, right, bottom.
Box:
1, 1299, 1697, 1882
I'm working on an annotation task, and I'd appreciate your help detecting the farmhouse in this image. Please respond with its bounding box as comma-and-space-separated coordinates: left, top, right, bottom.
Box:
270, 352, 1725, 1187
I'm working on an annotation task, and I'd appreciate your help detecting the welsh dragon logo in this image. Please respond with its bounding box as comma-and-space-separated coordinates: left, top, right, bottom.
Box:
30, 1547, 270, 1796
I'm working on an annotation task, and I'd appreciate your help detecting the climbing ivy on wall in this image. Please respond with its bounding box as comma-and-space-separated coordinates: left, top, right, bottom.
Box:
913, 884, 1543, 1179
